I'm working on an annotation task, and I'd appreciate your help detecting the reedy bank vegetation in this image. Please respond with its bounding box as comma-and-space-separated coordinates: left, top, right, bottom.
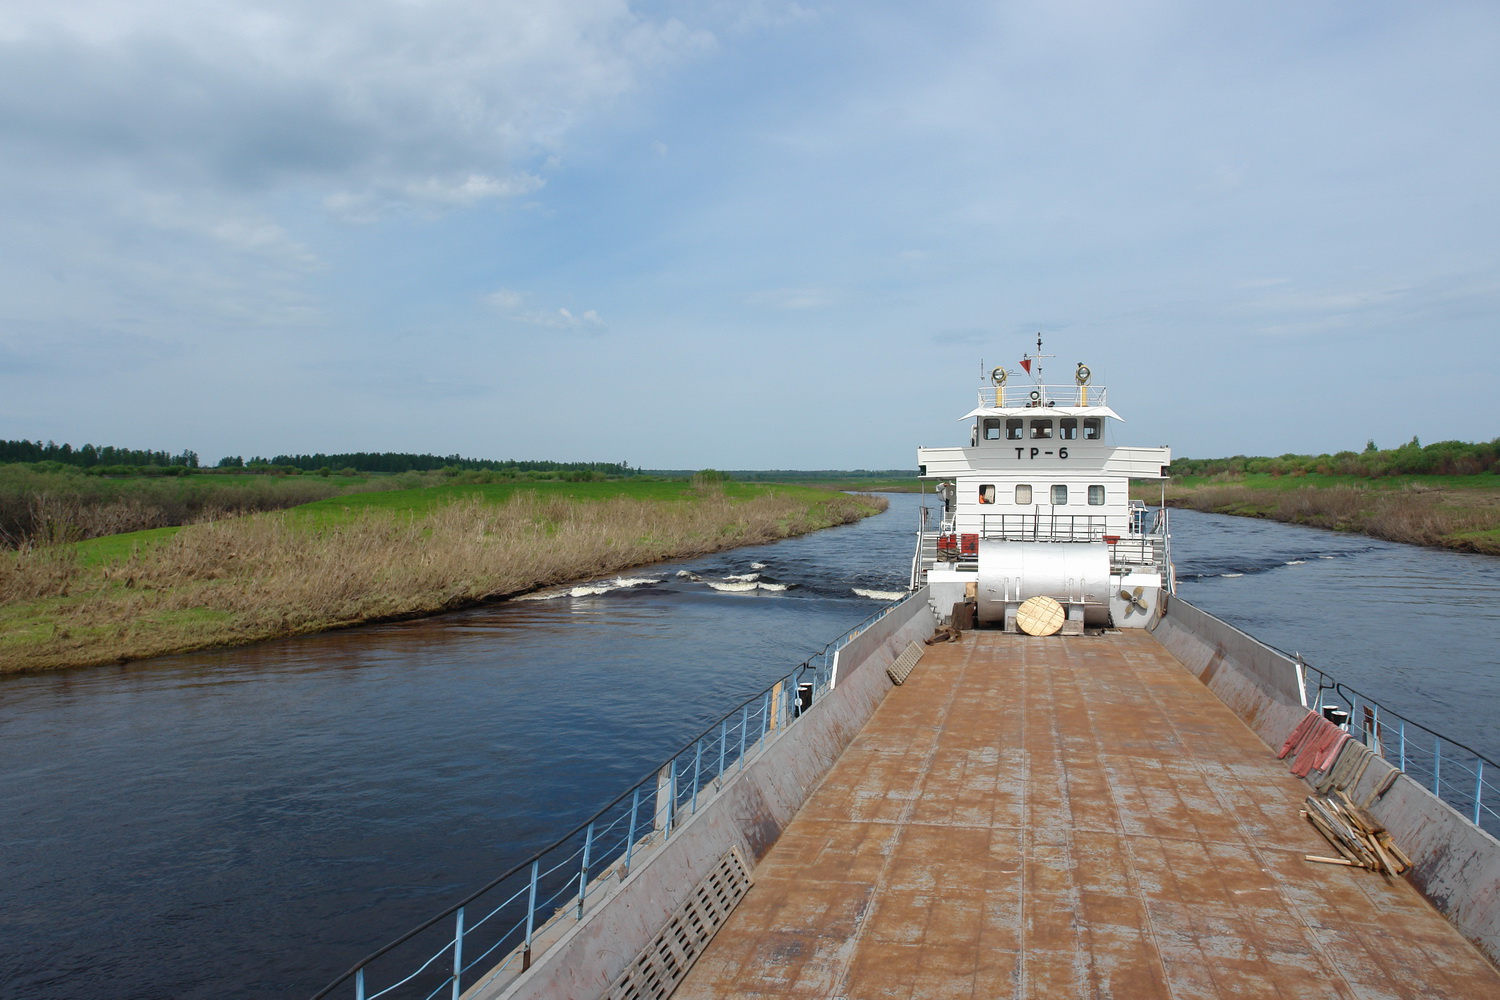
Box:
0, 489, 885, 673
0, 465, 677, 549
1160, 480, 1500, 555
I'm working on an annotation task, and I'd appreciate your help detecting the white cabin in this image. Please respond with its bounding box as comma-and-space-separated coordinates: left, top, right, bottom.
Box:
911, 362, 1172, 632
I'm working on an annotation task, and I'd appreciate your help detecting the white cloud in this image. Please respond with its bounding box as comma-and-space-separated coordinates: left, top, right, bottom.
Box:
0, 0, 713, 216
485, 289, 525, 311
723, 0, 819, 34
484, 289, 605, 332
522, 307, 605, 331
130, 194, 321, 269
0, 0, 691, 377
324, 172, 546, 221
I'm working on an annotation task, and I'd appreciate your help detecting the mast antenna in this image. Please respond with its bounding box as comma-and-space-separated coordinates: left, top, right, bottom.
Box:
1020, 331, 1054, 384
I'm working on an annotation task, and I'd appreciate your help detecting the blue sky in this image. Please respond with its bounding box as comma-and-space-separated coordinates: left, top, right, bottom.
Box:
2, 0, 1497, 468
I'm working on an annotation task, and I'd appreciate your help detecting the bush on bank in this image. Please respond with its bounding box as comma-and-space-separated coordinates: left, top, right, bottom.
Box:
1170, 437, 1500, 480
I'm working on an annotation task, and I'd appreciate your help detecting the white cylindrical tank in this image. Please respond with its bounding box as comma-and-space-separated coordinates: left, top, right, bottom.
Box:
975, 541, 1112, 626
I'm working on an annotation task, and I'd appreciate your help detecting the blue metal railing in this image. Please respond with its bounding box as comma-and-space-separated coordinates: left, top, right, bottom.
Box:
310, 590, 919, 1000
1301, 662, 1499, 837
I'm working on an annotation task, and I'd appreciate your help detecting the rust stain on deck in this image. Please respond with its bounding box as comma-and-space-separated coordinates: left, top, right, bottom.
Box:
673, 630, 1500, 999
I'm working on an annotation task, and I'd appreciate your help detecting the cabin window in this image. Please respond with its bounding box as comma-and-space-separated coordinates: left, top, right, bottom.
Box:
1030, 419, 1053, 439
1060, 418, 1078, 440
1051, 484, 1068, 505
1006, 418, 1023, 440
1088, 485, 1105, 506
978, 484, 996, 504
982, 418, 1002, 441
1015, 485, 1032, 505
1083, 418, 1102, 440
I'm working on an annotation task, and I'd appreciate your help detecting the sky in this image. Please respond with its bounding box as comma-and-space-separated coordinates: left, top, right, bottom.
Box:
2, 0, 1497, 469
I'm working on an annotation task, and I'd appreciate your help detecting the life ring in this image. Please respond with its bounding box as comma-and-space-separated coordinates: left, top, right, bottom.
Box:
990, 367, 1007, 386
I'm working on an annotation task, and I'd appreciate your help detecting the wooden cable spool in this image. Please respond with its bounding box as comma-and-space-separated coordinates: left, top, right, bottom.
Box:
1015, 595, 1066, 636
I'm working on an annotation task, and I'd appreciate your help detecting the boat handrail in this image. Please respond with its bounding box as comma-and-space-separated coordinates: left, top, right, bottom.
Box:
909, 504, 929, 590
1299, 662, 1498, 833
309, 591, 924, 1000
974, 383, 1107, 409
976, 513, 1112, 543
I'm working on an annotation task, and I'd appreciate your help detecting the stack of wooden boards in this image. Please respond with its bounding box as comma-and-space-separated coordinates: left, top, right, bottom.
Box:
1302, 788, 1412, 874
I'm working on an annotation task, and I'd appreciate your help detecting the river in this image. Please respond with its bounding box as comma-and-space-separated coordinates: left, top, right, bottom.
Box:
2, 495, 1497, 999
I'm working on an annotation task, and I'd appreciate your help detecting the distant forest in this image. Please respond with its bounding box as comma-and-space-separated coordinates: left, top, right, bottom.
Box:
1171, 437, 1500, 478
0, 439, 200, 468
229, 453, 633, 476
0, 439, 632, 477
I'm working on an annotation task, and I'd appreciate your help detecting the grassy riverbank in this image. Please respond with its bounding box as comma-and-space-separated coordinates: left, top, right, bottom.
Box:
1153, 473, 1500, 555
0, 482, 885, 674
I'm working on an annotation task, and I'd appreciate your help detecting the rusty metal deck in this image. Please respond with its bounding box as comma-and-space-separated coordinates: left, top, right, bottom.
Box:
673, 630, 1500, 999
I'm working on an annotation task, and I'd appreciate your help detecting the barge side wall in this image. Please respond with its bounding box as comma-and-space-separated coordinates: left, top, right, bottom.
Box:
482, 590, 936, 1000
1155, 596, 1500, 968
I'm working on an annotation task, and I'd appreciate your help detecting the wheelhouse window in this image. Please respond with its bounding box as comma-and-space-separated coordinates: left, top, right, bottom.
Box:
1088, 485, 1105, 506
1059, 418, 1078, 440
1030, 419, 1053, 439
1083, 418, 1102, 440
982, 418, 1003, 441
1051, 484, 1068, 505
1015, 484, 1032, 505
978, 484, 996, 504
1006, 418, 1023, 440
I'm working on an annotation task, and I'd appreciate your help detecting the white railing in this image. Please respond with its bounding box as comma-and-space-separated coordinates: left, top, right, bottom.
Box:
915, 527, 1161, 563
978, 513, 1108, 542
975, 383, 1107, 409
1301, 665, 1499, 836
1108, 537, 1159, 566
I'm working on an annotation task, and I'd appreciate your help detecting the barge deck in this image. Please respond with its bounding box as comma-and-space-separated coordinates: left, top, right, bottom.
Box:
672, 630, 1500, 999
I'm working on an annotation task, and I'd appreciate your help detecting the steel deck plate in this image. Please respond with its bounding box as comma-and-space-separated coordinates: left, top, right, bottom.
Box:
672, 630, 1500, 999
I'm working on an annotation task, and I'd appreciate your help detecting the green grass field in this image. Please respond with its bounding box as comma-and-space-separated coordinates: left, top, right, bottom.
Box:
787, 477, 921, 493
286, 478, 806, 519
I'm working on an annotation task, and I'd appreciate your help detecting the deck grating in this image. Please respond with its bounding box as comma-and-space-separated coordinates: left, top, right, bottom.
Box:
671, 630, 1500, 999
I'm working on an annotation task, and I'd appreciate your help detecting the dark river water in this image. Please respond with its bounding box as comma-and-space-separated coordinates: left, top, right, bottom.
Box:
2, 495, 1498, 1000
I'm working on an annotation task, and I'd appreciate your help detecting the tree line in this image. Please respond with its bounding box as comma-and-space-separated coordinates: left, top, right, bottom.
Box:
1, 439, 199, 468
1, 439, 633, 477
222, 453, 635, 476
1170, 437, 1500, 479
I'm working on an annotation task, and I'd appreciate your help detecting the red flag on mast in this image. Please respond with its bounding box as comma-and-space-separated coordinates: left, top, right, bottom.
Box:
1020, 358, 1032, 375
